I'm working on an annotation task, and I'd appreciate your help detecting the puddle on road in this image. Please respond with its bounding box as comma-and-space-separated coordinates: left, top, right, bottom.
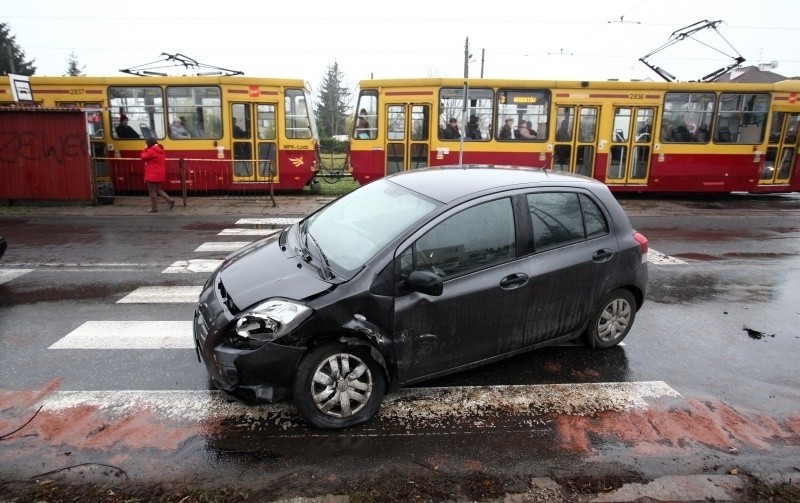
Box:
647, 271, 777, 304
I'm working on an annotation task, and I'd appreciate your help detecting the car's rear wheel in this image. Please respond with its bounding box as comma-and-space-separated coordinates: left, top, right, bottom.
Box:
584, 289, 636, 348
293, 342, 385, 430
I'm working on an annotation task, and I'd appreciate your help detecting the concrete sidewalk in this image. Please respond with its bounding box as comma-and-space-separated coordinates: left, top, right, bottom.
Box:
0, 195, 337, 218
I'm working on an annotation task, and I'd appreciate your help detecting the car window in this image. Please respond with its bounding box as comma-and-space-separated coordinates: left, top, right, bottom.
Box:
580, 193, 609, 238
403, 198, 516, 279
527, 192, 585, 251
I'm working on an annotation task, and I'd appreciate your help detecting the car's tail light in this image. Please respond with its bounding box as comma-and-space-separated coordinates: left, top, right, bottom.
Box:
633, 232, 649, 263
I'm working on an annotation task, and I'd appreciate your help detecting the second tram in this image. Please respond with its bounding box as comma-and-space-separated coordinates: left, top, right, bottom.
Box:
349, 78, 800, 193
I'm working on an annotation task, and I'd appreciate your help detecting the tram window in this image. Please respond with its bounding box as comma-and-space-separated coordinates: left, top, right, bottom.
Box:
578, 108, 598, 142
285, 89, 314, 139
714, 93, 770, 144
661, 92, 715, 143
166, 86, 221, 140
354, 92, 378, 139
496, 89, 549, 141
439, 87, 493, 141
109, 86, 164, 139
257, 104, 276, 140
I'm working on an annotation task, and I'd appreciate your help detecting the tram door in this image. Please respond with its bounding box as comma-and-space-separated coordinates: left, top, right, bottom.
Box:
606, 107, 655, 186
552, 106, 599, 177
760, 112, 799, 186
231, 102, 278, 182
386, 104, 430, 175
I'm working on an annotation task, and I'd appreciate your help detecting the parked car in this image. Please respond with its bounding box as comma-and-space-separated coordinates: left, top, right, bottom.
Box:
194, 165, 649, 430
0, 236, 6, 259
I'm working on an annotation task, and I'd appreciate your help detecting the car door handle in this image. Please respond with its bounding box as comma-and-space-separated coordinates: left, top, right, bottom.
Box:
500, 273, 529, 289
592, 248, 614, 262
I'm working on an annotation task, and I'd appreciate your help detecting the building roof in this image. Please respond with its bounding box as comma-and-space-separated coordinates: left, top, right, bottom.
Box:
717, 65, 788, 83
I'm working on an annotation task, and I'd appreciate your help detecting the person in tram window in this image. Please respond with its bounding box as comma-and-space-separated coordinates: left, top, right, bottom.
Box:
442, 118, 461, 139
518, 119, 536, 139
233, 118, 248, 139
498, 118, 514, 139
115, 115, 140, 139
355, 109, 370, 139
465, 115, 481, 140
556, 118, 572, 141
170, 117, 192, 138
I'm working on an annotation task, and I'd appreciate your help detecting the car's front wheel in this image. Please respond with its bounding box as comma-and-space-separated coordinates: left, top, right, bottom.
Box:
584, 289, 636, 348
293, 342, 385, 430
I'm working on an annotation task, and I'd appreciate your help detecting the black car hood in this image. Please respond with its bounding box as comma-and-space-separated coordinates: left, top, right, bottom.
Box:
217, 233, 332, 310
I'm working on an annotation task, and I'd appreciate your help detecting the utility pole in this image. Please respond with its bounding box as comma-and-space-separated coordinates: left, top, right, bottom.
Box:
463, 37, 470, 78
480, 48, 485, 78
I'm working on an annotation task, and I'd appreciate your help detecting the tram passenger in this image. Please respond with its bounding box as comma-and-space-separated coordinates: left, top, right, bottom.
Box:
355, 109, 370, 139
442, 118, 461, 139
170, 118, 192, 138
556, 118, 572, 141
518, 119, 536, 139
465, 115, 481, 140
233, 118, 248, 139
499, 118, 514, 139
115, 115, 140, 139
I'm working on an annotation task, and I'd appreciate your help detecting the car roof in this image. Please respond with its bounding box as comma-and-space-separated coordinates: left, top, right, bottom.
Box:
385, 165, 600, 203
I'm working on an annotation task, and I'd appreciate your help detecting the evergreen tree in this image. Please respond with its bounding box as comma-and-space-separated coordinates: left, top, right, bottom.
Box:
315, 62, 352, 138
65, 50, 85, 76
0, 22, 36, 75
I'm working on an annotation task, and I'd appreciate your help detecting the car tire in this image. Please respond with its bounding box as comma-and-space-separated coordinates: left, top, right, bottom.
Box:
293, 342, 385, 430
584, 289, 636, 349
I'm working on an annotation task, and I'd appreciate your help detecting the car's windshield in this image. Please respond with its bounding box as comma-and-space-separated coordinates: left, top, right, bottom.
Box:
305, 179, 438, 277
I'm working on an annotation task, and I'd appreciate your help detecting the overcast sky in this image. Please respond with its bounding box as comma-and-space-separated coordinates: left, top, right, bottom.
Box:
5, 0, 799, 94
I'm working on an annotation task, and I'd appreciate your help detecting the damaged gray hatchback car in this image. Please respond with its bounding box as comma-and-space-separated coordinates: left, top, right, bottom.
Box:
194, 165, 649, 430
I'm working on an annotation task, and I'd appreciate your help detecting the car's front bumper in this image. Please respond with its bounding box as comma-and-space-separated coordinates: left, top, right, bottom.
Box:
193, 288, 306, 403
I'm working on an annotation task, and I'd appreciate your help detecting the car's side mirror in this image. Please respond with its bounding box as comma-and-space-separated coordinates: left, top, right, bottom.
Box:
404, 270, 444, 296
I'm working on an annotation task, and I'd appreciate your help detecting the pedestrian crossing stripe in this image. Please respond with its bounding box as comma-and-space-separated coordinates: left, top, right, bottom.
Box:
162, 259, 223, 274
0, 268, 33, 284
35, 381, 680, 426
195, 241, 251, 252
49, 321, 193, 349
218, 228, 281, 236
648, 249, 687, 265
236, 217, 301, 226
117, 286, 202, 303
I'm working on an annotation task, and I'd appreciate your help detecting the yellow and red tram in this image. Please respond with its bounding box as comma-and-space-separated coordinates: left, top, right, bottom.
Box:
0, 75, 320, 192
349, 78, 800, 193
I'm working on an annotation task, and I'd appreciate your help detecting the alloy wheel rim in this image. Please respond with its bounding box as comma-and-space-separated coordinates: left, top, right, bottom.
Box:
597, 298, 631, 343
311, 353, 373, 418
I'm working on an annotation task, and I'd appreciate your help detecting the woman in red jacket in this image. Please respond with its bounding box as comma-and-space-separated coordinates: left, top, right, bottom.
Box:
141, 137, 175, 212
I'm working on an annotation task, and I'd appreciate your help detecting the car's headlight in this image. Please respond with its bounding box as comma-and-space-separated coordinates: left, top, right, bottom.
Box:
232, 299, 312, 344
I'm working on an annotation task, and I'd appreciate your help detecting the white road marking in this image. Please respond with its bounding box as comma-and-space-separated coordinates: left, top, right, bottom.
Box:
218, 228, 280, 236
0, 268, 34, 284
194, 242, 251, 252
49, 321, 193, 349
236, 217, 301, 226
162, 259, 223, 273
648, 248, 687, 265
36, 381, 680, 428
117, 286, 202, 303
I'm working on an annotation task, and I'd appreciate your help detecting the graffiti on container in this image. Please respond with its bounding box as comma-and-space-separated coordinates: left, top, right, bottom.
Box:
0, 131, 85, 164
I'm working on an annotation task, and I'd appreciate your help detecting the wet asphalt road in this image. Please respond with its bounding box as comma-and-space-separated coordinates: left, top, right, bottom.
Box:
0, 194, 799, 493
